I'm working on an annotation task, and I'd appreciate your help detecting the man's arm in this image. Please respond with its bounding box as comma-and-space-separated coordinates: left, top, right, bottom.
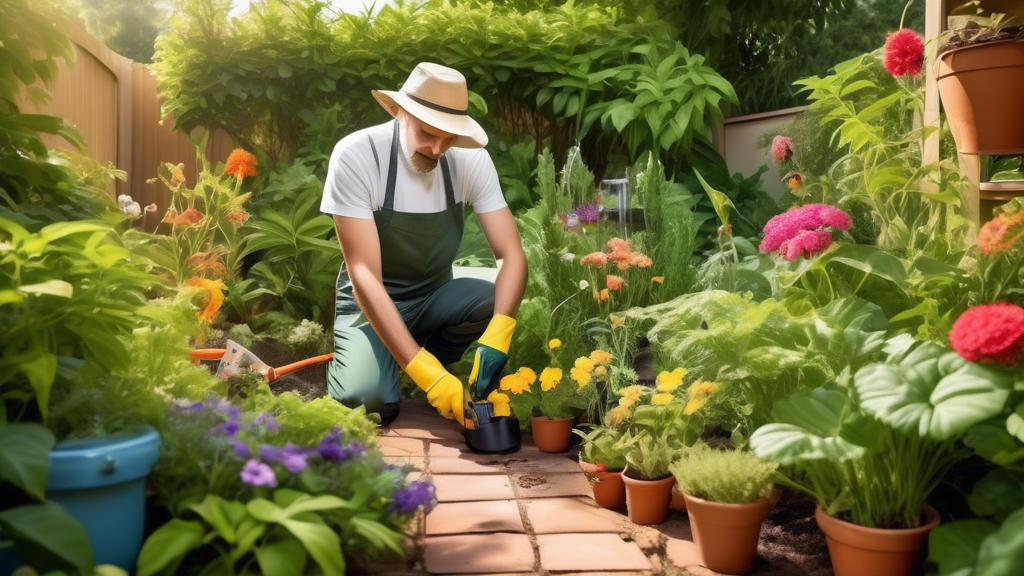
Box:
476, 207, 527, 317
333, 215, 420, 367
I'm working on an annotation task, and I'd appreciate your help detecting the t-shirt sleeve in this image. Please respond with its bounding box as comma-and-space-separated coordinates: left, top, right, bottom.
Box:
320, 138, 375, 219
461, 148, 507, 214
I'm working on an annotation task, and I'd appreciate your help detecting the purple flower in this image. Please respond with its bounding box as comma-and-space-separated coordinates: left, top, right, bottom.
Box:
572, 204, 600, 225
232, 440, 252, 459
320, 439, 365, 462
240, 459, 277, 487
260, 443, 310, 464
253, 412, 281, 430
392, 480, 437, 515
213, 419, 240, 438
282, 452, 308, 474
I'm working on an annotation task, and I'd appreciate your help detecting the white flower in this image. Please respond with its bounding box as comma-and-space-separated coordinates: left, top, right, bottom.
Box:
144, 203, 158, 213
122, 201, 142, 218
562, 253, 576, 261
117, 194, 133, 208
578, 279, 590, 290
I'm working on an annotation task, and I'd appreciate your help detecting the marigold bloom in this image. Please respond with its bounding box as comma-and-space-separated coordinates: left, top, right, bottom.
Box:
589, 349, 612, 366
884, 28, 925, 77
540, 367, 562, 391
684, 396, 708, 416
605, 405, 631, 427
656, 368, 686, 392
978, 211, 1024, 255
949, 303, 1024, 365
580, 251, 608, 267
594, 365, 607, 377
186, 276, 226, 322
517, 367, 538, 385
174, 207, 205, 226
651, 276, 664, 284
688, 380, 721, 398
630, 253, 652, 268
618, 385, 643, 401
609, 314, 623, 330
570, 366, 592, 387
548, 338, 562, 350
651, 393, 674, 406
225, 210, 250, 223
225, 148, 258, 180
500, 374, 532, 395
787, 174, 803, 190
618, 395, 638, 408
574, 357, 594, 373
606, 275, 627, 291
770, 136, 795, 164
487, 390, 512, 417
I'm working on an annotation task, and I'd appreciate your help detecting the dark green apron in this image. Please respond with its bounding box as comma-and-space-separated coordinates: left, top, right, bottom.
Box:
329, 120, 465, 408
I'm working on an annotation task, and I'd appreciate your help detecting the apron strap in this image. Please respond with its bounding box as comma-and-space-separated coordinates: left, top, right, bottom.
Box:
384, 120, 399, 211
440, 155, 456, 208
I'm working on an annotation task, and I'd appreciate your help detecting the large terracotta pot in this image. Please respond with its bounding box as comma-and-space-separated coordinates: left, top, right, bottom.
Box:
815, 505, 940, 576
530, 416, 573, 453
621, 466, 674, 525
936, 40, 1024, 155
684, 493, 775, 574
669, 482, 687, 512
579, 458, 626, 509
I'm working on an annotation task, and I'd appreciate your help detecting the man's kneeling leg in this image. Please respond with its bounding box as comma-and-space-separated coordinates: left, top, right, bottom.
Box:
327, 324, 402, 426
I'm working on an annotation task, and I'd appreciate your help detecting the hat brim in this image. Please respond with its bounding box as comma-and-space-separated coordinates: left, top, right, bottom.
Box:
372, 89, 488, 149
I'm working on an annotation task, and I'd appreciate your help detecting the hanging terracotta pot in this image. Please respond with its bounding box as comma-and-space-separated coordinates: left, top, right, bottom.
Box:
936, 40, 1024, 155
683, 492, 775, 574
579, 458, 626, 509
530, 416, 573, 453
815, 505, 940, 576
621, 466, 674, 525
669, 482, 687, 512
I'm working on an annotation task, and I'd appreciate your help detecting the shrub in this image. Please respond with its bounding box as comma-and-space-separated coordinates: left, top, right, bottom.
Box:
671, 445, 777, 504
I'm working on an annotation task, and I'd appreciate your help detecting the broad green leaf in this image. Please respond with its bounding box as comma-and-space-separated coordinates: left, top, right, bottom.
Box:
188, 495, 237, 543
136, 519, 206, 576
0, 423, 54, 499
824, 243, 908, 285
0, 502, 93, 575
349, 516, 405, 556
279, 519, 345, 576
229, 517, 267, 562
17, 280, 73, 298
1006, 403, 1024, 442
965, 423, 1024, 466
928, 519, 997, 576
839, 79, 877, 98
246, 498, 284, 523
975, 506, 1024, 576
255, 536, 308, 576
968, 469, 1024, 522
751, 387, 866, 464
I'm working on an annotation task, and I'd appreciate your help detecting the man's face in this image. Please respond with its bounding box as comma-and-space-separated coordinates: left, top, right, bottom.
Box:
397, 109, 457, 173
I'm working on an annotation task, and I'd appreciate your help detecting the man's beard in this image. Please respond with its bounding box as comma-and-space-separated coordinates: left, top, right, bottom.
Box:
398, 118, 439, 173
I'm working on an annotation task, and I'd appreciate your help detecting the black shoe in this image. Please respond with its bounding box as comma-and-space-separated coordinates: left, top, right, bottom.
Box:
379, 402, 401, 427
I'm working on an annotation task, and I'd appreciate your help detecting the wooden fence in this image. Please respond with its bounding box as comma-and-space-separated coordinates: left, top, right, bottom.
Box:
16, 18, 236, 230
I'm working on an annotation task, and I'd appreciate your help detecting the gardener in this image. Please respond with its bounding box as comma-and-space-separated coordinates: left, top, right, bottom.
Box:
320, 62, 527, 427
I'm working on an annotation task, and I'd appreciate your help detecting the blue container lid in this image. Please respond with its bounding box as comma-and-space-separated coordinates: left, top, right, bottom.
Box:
48, 426, 161, 491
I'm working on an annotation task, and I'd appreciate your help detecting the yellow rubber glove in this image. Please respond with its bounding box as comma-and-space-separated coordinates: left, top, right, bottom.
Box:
405, 348, 466, 426
468, 314, 516, 399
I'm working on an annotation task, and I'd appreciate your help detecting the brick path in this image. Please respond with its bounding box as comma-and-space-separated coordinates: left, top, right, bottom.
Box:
360, 398, 806, 576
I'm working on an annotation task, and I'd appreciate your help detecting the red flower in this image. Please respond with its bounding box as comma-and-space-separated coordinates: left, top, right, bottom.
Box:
883, 29, 924, 77
225, 149, 258, 180
173, 207, 205, 226
949, 303, 1024, 365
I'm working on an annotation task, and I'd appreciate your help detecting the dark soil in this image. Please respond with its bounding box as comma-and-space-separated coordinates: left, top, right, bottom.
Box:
200, 337, 328, 400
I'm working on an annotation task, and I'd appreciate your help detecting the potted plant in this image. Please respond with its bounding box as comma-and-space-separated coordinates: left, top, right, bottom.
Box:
936, 16, 1024, 154
574, 426, 628, 508
751, 340, 1014, 576
671, 446, 778, 574
617, 431, 678, 525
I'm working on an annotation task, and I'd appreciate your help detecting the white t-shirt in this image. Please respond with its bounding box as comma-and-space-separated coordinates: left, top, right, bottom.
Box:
320, 120, 506, 219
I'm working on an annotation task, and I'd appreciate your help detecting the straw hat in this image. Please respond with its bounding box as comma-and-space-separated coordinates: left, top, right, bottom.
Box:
372, 62, 488, 149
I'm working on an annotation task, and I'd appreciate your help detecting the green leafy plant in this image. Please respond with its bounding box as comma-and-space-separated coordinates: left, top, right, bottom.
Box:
670, 445, 777, 504
617, 430, 677, 481
574, 426, 627, 471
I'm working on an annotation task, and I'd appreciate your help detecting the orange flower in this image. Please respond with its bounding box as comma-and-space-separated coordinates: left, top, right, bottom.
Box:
616, 259, 631, 271
651, 276, 664, 284
170, 163, 186, 186
225, 210, 250, 223
593, 289, 609, 303
580, 251, 608, 267
606, 238, 630, 253
173, 207, 205, 226
225, 149, 257, 181
979, 211, 1024, 255
609, 314, 623, 330
606, 275, 627, 291
187, 251, 226, 277
186, 277, 226, 322
630, 253, 652, 268
608, 249, 632, 263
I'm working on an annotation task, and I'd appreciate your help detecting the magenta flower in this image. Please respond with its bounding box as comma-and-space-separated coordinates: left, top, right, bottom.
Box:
760, 204, 851, 259
240, 459, 277, 487
780, 229, 834, 261
770, 136, 795, 164
573, 204, 600, 225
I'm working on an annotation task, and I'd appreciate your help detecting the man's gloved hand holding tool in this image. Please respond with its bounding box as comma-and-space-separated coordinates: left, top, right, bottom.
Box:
464, 314, 521, 453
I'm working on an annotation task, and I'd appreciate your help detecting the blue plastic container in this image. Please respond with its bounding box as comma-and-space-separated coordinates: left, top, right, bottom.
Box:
19, 427, 161, 573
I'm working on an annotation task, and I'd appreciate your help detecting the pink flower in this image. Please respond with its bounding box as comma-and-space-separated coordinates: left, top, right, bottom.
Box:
770, 136, 795, 164
759, 204, 851, 256
884, 29, 925, 77
949, 303, 1024, 365
780, 229, 833, 261
580, 252, 608, 267
606, 238, 630, 253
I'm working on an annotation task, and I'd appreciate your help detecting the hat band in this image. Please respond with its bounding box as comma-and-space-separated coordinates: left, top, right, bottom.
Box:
404, 92, 468, 116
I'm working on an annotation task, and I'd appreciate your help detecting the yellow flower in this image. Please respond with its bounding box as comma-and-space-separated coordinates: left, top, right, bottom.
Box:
540, 367, 563, 392
500, 374, 531, 395
487, 390, 511, 417
548, 339, 562, 350
655, 367, 687, 392
684, 396, 709, 416
651, 276, 664, 284
688, 380, 721, 398
594, 365, 607, 377
651, 393, 674, 406
574, 357, 594, 373
609, 314, 623, 330
186, 277, 226, 322
517, 367, 538, 385
619, 395, 638, 408
605, 405, 632, 427
617, 385, 644, 401
570, 366, 592, 387
589, 349, 613, 366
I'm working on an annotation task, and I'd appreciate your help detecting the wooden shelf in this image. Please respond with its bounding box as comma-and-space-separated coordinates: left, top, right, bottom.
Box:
980, 180, 1024, 201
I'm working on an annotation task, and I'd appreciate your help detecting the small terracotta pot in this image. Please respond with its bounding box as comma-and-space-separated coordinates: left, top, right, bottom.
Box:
579, 458, 626, 509
937, 41, 1024, 155
621, 466, 674, 525
815, 505, 940, 576
530, 416, 573, 453
684, 493, 775, 574
669, 482, 687, 512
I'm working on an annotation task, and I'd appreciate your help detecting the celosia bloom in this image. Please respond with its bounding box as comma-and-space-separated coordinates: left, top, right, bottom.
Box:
186, 277, 226, 322
978, 211, 1024, 255
173, 207, 205, 226
684, 396, 708, 416
651, 393, 674, 406
589, 349, 612, 366
780, 229, 834, 261
392, 480, 437, 515
240, 459, 277, 487
580, 252, 608, 267
606, 275, 627, 291
487, 390, 512, 417
770, 136, 795, 164
499, 373, 531, 395
225, 148, 258, 180
688, 380, 721, 398
605, 405, 631, 427
539, 367, 562, 391
573, 204, 600, 225
949, 303, 1024, 365
759, 204, 851, 258
517, 367, 538, 385
607, 238, 630, 253
548, 339, 562, 350
617, 259, 631, 271
884, 28, 925, 77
